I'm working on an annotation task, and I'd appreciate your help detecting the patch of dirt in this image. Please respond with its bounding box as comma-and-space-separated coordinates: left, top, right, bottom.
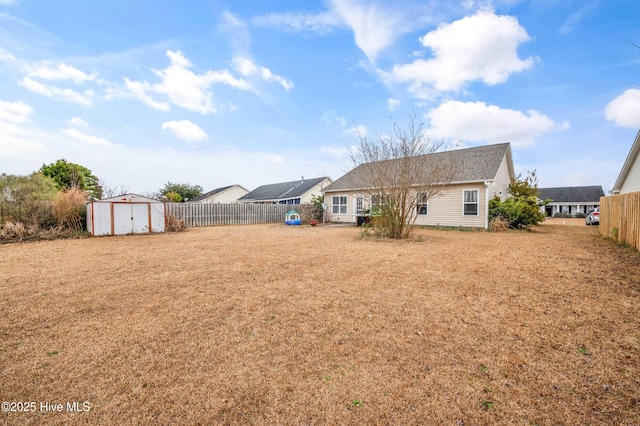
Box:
1, 223, 638, 425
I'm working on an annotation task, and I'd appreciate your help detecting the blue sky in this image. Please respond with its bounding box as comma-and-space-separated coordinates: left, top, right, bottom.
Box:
1, 0, 639, 195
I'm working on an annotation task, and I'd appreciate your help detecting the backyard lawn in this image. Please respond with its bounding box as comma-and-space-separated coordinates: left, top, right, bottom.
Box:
1, 221, 639, 425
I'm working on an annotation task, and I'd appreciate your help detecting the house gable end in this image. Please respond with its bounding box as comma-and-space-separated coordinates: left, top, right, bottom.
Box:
613, 130, 640, 194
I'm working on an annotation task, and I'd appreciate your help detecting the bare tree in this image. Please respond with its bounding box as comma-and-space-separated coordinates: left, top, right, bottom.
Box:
98, 179, 129, 199
349, 113, 458, 239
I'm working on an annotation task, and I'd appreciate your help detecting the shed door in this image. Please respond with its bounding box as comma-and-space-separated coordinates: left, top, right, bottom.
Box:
112, 203, 150, 235
131, 203, 150, 233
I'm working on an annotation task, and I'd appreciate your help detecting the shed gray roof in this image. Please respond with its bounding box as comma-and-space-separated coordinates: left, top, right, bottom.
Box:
239, 177, 330, 202
538, 186, 605, 203
323, 143, 512, 192
190, 185, 235, 202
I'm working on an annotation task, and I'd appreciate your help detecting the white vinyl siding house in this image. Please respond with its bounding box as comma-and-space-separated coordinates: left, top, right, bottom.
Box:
538, 186, 605, 216
332, 195, 347, 214
322, 143, 514, 229
412, 184, 487, 228
612, 130, 640, 194
463, 189, 479, 216
191, 184, 249, 203
239, 177, 332, 204
488, 153, 513, 201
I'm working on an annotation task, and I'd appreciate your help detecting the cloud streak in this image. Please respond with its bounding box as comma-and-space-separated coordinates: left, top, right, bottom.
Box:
161, 120, 208, 143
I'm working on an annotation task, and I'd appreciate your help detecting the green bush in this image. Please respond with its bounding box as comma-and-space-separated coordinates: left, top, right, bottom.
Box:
489, 196, 547, 229
0, 172, 58, 227
309, 194, 324, 221
488, 170, 547, 230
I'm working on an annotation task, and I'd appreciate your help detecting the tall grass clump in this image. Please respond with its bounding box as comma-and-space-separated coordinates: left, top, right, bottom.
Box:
53, 187, 88, 233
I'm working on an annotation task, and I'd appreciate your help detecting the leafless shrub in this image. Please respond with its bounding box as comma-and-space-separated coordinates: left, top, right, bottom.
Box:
0, 221, 27, 242
166, 214, 186, 232
349, 112, 458, 239
489, 217, 509, 232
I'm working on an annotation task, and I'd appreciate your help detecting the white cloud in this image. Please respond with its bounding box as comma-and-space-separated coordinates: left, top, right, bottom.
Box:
62, 128, 113, 146
219, 11, 252, 55
66, 117, 90, 129
0, 48, 17, 62
322, 111, 348, 127
0, 110, 341, 194
385, 10, 534, 97
124, 78, 170, 111
558, 1, 598, 34
151, 50, 240, 114
344, 124, 368, 137
0, 0, 21, 5
253, 1, 440, 63
0, 99, 32, 123
26, 61, 97, 83
161, 120, 208, 143
328, 0, 406, 62
387, 98, 400, 110
426, 100, 566, 146
0, 121, 48, 163
19, 77, 93, 105
321, 145, 355, 159
605, 88, 640, 128
125, 50, 251, 114
251, 11, 342, 33
232, 56, 293, 90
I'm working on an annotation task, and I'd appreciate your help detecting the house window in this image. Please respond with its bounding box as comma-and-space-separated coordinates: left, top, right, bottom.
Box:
332, 196, 347, 214
416, 192, 428, 215
371, 194, 384, 208
463, 190, 479, 216
355, 196, 365, 214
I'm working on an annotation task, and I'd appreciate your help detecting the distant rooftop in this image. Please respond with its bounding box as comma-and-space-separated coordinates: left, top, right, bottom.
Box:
239, 177, 330, 202
538, 186, 605, 203
190, 185, 235, 202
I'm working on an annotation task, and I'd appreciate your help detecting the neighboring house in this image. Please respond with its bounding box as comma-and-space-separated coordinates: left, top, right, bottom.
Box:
322, 143, 514, 229
238, 176, 332, 204
538, 186, 605, 216
612, 129, 640, 194
190, 184, 249, 203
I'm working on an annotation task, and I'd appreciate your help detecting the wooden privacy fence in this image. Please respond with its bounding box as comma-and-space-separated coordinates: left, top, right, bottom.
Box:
599, 192, 640, 251
166, 203, 318, 227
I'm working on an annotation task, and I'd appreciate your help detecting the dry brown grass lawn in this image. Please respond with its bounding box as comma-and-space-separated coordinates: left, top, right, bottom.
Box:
1, 221, 639, 425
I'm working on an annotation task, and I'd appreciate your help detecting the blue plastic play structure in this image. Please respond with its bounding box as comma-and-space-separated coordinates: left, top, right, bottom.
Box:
285, 210, 301, 225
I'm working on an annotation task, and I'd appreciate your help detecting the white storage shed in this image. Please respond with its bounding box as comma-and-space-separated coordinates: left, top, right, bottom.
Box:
86, 194, 166, 236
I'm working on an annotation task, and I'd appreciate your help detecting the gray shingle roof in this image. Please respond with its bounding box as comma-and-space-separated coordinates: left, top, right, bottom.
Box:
239, 177, 329, 202
323, 143, 511, 192
538, 186, 605, 203
190, 185, 234, 202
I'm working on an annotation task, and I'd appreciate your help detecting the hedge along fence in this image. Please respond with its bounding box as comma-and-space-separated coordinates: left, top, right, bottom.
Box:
599, 192, 640, 251
166, 203, 319, 227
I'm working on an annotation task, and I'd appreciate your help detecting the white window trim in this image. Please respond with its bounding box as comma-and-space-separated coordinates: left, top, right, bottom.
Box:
354, 195, 365, 215
416, 192, 429, 215
463, 189, 479, 216
332, 195, 347, 215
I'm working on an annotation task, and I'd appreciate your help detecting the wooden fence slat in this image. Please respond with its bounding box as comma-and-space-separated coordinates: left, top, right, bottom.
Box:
600, 192, 640, 252
166, 203, 317, 228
